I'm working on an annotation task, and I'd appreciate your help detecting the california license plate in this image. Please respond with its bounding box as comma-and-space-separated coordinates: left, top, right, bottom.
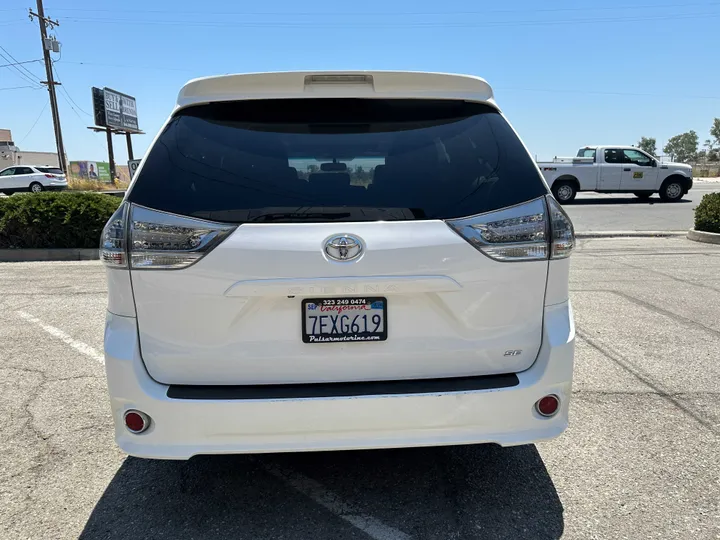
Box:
302, 297, 387, 343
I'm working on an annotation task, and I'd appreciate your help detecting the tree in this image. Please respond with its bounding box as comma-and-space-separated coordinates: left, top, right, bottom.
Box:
663, 130, 698, 162
704, 139, 719, 162
711, 118, 720, 147
636, 136, 657, 156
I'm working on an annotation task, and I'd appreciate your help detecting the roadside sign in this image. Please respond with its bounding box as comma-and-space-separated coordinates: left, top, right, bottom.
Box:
69, 160, 112, 183
92, 87, 140, 132
128, 159, 141, 178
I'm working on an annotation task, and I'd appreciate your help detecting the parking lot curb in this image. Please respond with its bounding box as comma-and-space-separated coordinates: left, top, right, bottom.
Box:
687, 229, 720, 245
0, 249, 99, 262
576, 231, 687, 239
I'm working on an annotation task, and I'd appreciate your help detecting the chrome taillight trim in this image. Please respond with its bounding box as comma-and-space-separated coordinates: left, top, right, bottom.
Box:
446, 197, 549, 262
100, 204, 238, 270
546, 195, 575, 259
128, 204, 237, 270
445, 196, 575, 262
99, 202, 130, 269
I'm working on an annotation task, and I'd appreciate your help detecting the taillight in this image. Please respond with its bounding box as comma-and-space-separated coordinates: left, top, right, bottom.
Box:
446, 196, 574, 262
546, 196, 575, 259
44, 174, 55, 178
100, 203, 128, 267
100, 203, 236, 269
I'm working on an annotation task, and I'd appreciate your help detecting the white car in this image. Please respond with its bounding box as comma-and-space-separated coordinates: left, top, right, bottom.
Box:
0, 165, 68, 194
101, 71, 576, 459
538, 146, 693, 203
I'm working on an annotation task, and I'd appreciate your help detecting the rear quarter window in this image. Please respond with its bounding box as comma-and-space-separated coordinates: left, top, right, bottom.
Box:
128, 99, 547, 223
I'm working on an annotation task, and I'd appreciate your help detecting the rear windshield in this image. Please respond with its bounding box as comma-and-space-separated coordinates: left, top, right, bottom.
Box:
128, 99, 547, 222
36, 167, 64, 174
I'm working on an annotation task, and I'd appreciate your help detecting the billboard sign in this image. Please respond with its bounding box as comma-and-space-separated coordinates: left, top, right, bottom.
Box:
69, 161, 112, 183
92, 87, 139, 132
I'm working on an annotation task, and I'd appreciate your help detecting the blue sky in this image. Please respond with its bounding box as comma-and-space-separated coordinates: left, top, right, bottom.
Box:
1, 0, 719, 163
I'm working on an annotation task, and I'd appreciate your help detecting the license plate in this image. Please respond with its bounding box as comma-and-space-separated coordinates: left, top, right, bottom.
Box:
302, 297, 387, 343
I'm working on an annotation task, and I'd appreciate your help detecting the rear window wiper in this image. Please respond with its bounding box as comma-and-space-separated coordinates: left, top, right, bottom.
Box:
249, 211, 352, 222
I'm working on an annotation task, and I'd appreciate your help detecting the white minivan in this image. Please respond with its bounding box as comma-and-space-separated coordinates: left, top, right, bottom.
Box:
101, 71, 576, 459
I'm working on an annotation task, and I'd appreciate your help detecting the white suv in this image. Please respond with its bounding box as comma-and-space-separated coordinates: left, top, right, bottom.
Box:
101, 71, 576, 459
0, 165, 67, 194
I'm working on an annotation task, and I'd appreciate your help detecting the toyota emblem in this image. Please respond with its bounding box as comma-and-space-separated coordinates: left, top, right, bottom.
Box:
324, 235, 363, 262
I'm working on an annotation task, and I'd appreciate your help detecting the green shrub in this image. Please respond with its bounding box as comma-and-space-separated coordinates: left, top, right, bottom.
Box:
0, 192, 121, 249
694, 192, 720, 234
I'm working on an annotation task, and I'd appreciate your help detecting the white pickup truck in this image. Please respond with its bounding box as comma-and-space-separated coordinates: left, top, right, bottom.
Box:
538, 145, 693, 203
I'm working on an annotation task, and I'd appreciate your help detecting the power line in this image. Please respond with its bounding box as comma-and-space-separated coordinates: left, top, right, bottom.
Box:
497, 86, 720, 101
59, 10, 720, 28
52, 62, 92, 116
0, 58, 43, 68
0, 85, 40, 91
18, 99, 50, 145
60, 59, 194, 73
56, 62, 720, 102
0, 51, 43, 87
47, 29, 96, 121
46, 1, 720, 16
56, 89, 87, 122
0, 44, 42, 82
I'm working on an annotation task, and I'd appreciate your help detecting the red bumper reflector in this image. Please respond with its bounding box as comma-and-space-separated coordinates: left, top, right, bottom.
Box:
124, 410, 150, 433
535, 395, 560, 417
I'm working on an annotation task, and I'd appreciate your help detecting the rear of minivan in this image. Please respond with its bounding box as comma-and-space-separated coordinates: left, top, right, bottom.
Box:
101, 72, 575, 459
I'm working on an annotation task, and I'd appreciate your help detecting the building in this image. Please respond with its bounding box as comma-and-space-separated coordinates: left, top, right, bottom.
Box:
0, 129, 63, 169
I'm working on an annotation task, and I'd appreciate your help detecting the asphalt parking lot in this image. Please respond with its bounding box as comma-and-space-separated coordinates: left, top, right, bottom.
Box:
565, 180, 719, 232
1, 235, 718, 539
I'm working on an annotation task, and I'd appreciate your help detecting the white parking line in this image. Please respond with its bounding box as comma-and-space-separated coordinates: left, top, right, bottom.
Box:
16, 310, 105, 364
14, 309, 404, 538
263, 463, 411, 540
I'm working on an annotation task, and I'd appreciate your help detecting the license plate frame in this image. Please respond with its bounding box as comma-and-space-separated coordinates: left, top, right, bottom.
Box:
302, 297, 388, 344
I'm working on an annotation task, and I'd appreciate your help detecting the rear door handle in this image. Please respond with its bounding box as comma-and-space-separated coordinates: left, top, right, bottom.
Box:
623, 168, 631, 171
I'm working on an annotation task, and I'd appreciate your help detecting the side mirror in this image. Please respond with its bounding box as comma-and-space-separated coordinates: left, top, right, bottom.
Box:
651, 160, 657, 167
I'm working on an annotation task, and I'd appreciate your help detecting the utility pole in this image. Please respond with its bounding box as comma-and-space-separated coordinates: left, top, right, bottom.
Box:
29, 1, 67, 174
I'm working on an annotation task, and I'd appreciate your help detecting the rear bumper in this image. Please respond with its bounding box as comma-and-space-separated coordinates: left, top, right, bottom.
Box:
45, 184, 67, 191
104, 301, 575, 459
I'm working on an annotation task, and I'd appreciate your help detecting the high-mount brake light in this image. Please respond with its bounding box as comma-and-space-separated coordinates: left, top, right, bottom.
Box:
306, 74, 373, 84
